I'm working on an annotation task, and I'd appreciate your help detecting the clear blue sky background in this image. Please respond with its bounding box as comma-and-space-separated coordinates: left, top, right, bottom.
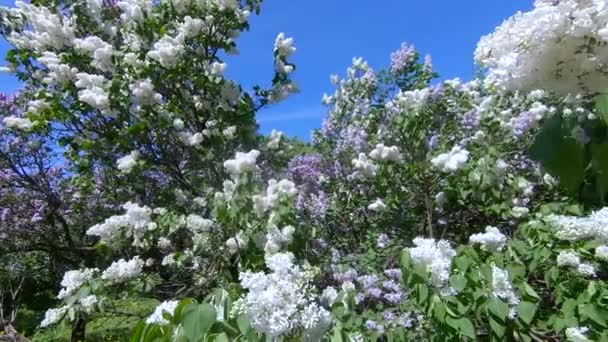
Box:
0, 0, 533, 139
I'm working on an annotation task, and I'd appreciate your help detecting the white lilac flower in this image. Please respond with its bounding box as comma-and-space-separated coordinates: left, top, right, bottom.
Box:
546, 208, 608, 242
576, 263, 596, 278
274, 33, 296, 58
116, 150, 141, 173
101, 256, 144, 283
147, 36, 184, 68
491, 265, 520, 306
2, 116, 34, 131
57, 268, 98, 299
79, 295, 98, 313
252, 179, 297, 215
73, 36, 113, 71
321, 287, 338, 307
226, 231, 248, 254
369, 143, 402, 162
368, 198, 387, 212
130, 79, 162, 106
565, 326, 591, 342
469, 226, 507, 252
86, 202, 155, 244
40, 306, 68, 327
223, 126, 237, 139
186, 214, 214, 233
408, 238, 456, 290
596, 245, 608, 261
146, 300, 179, 325
267, 129, 283, 149
557, 250, 581, 268
511, 206, 529, 218
173, 118, 185, 130
237, 252, 330, 338
475, 0, 608, 95
224, 150, 260, 175
430, 145, 469, 172
352, 153, 377, 177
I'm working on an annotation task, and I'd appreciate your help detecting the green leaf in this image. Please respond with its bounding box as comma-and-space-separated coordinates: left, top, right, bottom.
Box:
579, 304, 607, 327
592, 142, 608, 201
486, 298, 508, 323
237, 315, 250, 334
595, 93, 608, 126
181, 303, 217, 341
522, 283, 540, 300
130, 321, 145, 342
449, 274, 467, 292
416, 284, 429, 305
445, 317, 476, 339
516, 301, 537, 325
530, 115, 585, 193
488, 316, 506, 338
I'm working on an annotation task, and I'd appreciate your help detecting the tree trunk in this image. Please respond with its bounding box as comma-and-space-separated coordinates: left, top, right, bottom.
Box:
2, 323, 29, 342
70, 317, 86, 342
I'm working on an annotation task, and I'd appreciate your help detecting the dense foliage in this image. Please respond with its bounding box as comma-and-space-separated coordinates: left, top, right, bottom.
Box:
1, 0, 608, 341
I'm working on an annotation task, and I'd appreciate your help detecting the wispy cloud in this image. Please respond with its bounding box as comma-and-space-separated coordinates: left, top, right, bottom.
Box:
256, 106, 326, 123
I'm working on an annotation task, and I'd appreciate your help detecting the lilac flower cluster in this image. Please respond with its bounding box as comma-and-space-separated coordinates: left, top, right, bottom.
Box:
288, 153, 332, 220
390, 42, 417, 73
460, 110, 480, 131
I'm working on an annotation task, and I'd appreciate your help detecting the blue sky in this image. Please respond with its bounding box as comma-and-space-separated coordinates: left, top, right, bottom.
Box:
0, 0, 533, 139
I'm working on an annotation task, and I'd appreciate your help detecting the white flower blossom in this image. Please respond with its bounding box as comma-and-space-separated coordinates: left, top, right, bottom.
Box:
146, 300, 179, 325
224, 150, 260, 175
408, 238, 456, 290
101, 256, 144, 283
367, 198, 386, 212
352, 153, 377, 177
431, 145, 469, 172
2, 116, 34, 131
57, 268, 98, 299
369, 143, 402, 162
469, 226, 507, 252
40, 306, 68, 328
116, 150, 141, 173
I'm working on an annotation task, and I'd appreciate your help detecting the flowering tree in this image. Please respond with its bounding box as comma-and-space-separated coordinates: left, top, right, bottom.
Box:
2, 0, 608, 341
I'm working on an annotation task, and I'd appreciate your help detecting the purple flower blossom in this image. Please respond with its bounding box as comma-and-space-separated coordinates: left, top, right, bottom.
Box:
427, 134, 439, 150
365, 320, 385, 333
460, 110, 480, 131
512, 111, 535, 138
376, 233, 390, 248
391, 42, 416, 73
384, 291, 404, 304
366, 287, 383, 299
382, 280, 401, 292
384, 268, 402, 279
423, 54, 433, 73
337, 125, 368, 153
357, 274, 379, 289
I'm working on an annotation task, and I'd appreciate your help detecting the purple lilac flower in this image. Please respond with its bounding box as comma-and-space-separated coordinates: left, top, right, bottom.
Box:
423, 54, 433, 73
512, 111, 536, 138
427, 134, 439, 150
382, 280, 401, 292
384, 268, 402, 279
320, 117, 336, 138
383, 311, 396, 323
338, 125, 368, 153
365, 320, 385, 333
334, 268, 358, 283
357, 274, 379, 289
390, 42, 416, 73
376, 233, 390, 248
366, 287, 383, 299
429, 84, 444, 99
460, 110, 480, 131
384, 291, 404, 304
